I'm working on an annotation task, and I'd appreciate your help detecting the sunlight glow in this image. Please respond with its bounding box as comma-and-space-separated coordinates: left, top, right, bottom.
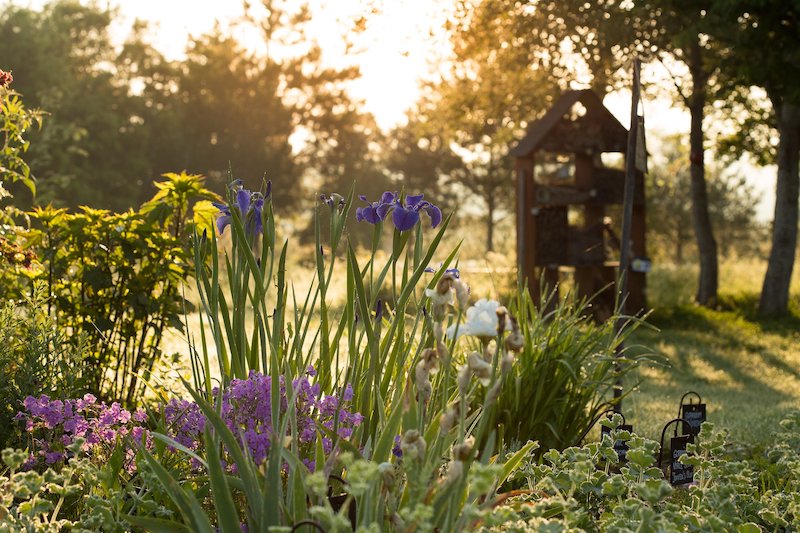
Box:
105, 0, 454, 129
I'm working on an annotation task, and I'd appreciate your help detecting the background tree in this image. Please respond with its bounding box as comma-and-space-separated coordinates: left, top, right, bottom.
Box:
392, 5, 559, 252
710, 0, 800, 316
648, 134, 761, 263
0, 1, 149, 210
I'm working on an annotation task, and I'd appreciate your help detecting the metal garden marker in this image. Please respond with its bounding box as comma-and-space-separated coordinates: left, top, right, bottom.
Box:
678, 391, 706, 436
658, 418, 695, 486
599, 411, 633, 462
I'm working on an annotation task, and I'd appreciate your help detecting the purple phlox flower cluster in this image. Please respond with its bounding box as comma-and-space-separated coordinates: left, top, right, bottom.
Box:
356, 191, 442, 232
163, 399, 205, 453
165, 369, 363, 472
17, 370, 363, 476
213, 179, 271, 237
17, 394, 151, 472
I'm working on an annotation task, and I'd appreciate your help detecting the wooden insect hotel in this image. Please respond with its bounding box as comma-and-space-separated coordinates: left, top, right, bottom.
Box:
510, 89, 648, 318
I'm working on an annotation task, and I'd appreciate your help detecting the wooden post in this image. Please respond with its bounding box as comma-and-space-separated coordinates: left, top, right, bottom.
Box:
516, 156, 536, 295
614, 58, 641, 411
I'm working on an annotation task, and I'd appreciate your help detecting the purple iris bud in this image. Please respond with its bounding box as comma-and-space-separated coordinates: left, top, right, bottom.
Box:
375, 299, 383, 321
392, 434, 403, 458
320, 193, 345, 210
265, 180, 272, 199
424, 266, 436, 273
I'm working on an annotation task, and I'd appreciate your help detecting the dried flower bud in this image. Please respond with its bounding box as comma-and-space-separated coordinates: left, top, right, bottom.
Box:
457, 364, 471, 395
505, 331, 524, 352
487, 380, 502, 405
436, 273, 456, 295
505, 316, 524, 352
415, 361, 432, 402
482, 341, 493, 363
454, 280, 470, 309
439, 403, 461, 433
433, 322, 444, 344
453, 436, 475, 462
501, 353, 515, 375
437, 340, 449, 363
400, 430, 426, 460
495, 306, 508, 335
446, 459, 464, 483
378, 462, 395, 487
420, 347, 439, 375
468, 351, 492, 386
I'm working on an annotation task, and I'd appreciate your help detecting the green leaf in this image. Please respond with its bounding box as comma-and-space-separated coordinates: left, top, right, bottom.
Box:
139, 447, 214, 533
124, 515, 193, 533
204, 427, 242, 533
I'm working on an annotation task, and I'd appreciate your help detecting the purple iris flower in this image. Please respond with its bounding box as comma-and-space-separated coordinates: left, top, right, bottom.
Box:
391, 194, 442, 232
356, 191, 397, 224
424, 265, 460, 278
214, 180, 270, 238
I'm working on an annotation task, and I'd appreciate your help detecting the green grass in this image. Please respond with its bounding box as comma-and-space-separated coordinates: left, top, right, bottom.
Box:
623, 294, 800, 447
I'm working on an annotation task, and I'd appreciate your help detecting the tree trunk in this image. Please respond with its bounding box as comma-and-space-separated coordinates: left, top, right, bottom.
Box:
687, 39, 719, 307
759, 100, 800, 316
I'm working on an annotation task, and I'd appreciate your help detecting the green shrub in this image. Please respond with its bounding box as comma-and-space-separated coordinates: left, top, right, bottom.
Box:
0, 284, 87, 449
13, 172, 218, 406
481, 413, 800, 531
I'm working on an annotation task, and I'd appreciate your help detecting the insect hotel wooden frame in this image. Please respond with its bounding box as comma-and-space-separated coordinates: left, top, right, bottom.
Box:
510, 89, 647, 317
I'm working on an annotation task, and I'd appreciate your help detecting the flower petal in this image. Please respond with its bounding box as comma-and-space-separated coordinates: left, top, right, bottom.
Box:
376, 201, 394, 221
356, 206, 381, 224
380, 191, 397, 204
392, 205, 419, 232
406, 194, 425, 208
424, 204, 442, 228
216, 214, 232, 234
212, 201, 230, 214
236, 188, 250, 214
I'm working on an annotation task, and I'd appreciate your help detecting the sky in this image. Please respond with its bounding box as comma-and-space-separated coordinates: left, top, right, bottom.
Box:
15, 0, 778, 219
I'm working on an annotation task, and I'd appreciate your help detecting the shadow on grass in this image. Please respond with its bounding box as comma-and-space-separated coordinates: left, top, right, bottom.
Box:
624, 292, 800, 443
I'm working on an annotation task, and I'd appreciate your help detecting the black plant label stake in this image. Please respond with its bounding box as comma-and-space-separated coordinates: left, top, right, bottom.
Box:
601, 424, 633, 462
669, 435, 694, 486
680, 402, 706, 436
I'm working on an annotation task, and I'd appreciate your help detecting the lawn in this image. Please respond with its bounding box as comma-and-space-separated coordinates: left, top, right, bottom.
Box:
625, 291, 800, 448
